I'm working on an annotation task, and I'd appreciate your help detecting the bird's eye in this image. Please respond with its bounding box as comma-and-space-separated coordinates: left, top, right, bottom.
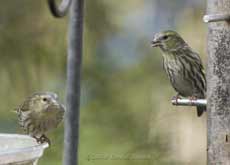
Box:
42, 98, 47, 102
162, 35, 168, 40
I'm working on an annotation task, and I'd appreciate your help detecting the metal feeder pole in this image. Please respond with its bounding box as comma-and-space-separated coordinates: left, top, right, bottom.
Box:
48, 0, 84, 165
204, 0, 230, 164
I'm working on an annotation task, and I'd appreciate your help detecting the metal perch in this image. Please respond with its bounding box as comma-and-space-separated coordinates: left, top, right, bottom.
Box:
203, 13, 230, 23
171, 98, 207, 107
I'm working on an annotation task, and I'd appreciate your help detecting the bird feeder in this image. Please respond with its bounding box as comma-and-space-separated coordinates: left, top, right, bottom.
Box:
0, 134, 48, 165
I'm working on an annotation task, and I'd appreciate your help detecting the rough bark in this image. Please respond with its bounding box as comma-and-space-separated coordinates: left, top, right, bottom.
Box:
206, 0, 230, 164
63, 0, 84, 165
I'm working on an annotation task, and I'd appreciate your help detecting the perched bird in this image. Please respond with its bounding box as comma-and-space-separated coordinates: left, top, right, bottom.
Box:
16, 92, 65, 144
151, 30, 206, 117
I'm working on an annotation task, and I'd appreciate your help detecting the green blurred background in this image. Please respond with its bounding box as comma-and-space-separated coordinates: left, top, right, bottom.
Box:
1, 0, 207, 164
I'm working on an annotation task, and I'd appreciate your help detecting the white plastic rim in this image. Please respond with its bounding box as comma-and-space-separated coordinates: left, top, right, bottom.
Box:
0, 134, 49, 164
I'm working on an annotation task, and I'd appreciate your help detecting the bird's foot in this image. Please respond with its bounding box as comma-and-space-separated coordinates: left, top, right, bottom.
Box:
172, 94, 182, 104
40, 134, 51, 145
32, 136, 41, 143
33, 135, 51, 145
188, 96, 197, 101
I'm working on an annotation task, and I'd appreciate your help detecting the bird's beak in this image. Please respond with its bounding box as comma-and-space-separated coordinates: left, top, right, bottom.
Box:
151, 39, 160, 47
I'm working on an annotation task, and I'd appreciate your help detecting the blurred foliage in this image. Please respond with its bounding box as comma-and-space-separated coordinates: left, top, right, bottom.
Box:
0, 1, 206, 165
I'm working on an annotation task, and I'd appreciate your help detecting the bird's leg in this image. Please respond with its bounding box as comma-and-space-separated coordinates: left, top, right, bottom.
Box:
40, 134, 51, 145
33, 135, 51, 145
172, 93, 182, 104
33, 136, 42, 143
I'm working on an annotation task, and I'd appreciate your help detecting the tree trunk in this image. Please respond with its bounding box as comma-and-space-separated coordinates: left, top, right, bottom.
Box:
206, 0, 230, 164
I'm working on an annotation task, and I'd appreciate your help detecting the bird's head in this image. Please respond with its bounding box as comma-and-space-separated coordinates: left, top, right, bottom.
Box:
30, 92, 64, 115
151, 30, 186, 52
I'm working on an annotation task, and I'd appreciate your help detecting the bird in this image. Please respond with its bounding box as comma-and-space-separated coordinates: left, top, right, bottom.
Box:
16, 92, 65, 144
151, 30, 206, 117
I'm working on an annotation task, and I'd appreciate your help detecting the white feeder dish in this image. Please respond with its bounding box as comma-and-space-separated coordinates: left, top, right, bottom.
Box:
0, 134, 49, 165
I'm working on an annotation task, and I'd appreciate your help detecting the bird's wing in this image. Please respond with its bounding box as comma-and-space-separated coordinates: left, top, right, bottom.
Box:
182, 46, 204, 69
17, 98, 31, 112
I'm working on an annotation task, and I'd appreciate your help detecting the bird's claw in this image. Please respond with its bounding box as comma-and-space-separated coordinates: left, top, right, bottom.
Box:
33, 135, 51, 145
188, 96, 197, 102
172, 95, 181, 104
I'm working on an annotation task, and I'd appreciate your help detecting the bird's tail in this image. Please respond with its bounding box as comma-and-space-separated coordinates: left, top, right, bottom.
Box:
197, 106, 206, 117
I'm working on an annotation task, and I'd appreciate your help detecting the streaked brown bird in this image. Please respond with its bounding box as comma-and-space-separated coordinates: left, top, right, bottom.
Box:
16, 92, 65, 144
151, 30, 206, 117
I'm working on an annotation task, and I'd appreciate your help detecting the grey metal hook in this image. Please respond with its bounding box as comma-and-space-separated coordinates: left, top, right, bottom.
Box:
48, 0, 72, 18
